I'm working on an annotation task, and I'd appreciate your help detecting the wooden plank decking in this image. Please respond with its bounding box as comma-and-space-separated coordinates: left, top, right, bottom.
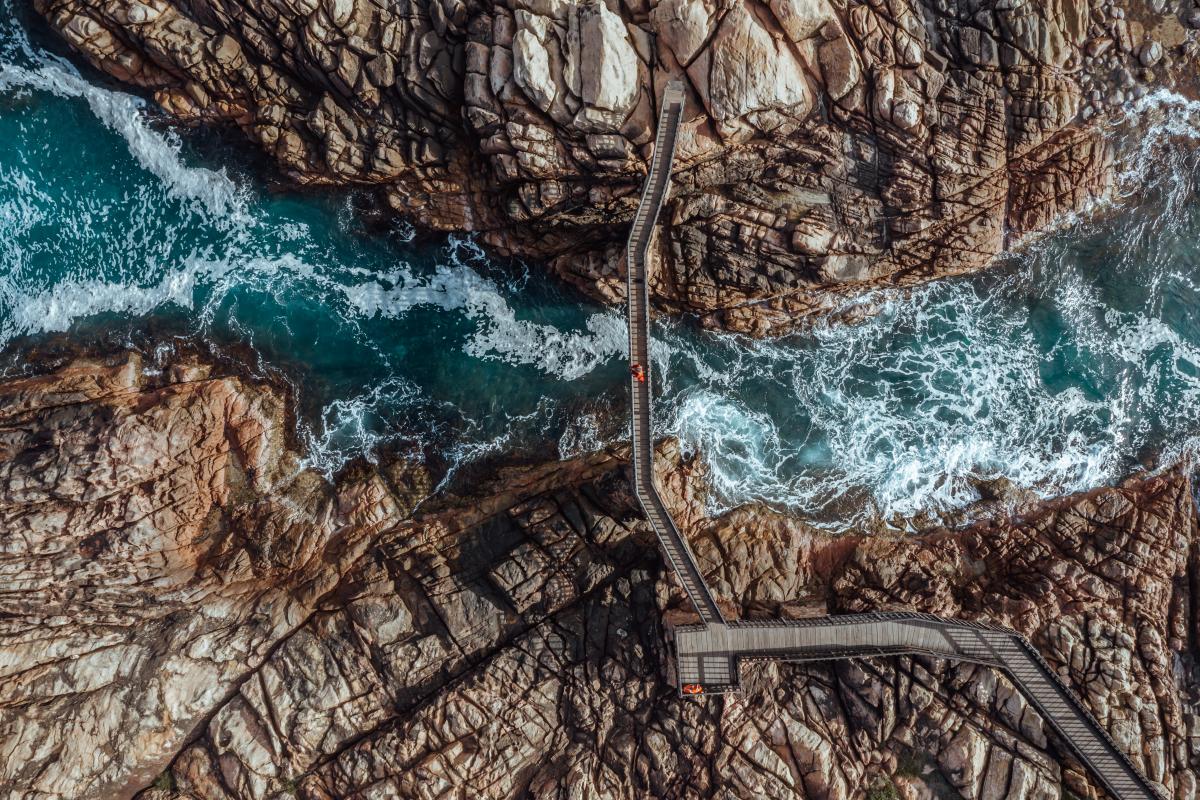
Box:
624, 80, 1164, 800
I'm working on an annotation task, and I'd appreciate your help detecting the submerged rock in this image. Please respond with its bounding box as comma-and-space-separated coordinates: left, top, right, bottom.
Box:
2, 354, 1199, 799
33, 0, 1200, 335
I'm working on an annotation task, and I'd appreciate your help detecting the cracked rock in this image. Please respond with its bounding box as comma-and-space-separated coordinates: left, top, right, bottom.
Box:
32, 0, 1200, 336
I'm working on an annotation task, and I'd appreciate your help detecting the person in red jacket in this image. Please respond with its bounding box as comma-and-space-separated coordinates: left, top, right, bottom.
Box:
631, 364, 646, 383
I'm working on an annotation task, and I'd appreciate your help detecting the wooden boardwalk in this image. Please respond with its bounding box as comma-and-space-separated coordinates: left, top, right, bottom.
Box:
625, 81, 725, 626
624, 80, 1164, 800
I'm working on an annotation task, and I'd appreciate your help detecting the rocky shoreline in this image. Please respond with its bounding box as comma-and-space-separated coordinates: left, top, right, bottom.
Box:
30, 0, 1200, 334
7, 2, 1200, 798
3, 352, 1200, 799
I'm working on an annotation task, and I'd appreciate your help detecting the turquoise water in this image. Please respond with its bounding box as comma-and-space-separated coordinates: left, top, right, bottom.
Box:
4, 7, 1200, 528
0, 6, 630, 483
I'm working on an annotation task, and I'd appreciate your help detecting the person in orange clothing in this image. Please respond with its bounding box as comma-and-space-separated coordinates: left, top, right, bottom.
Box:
631, 364, 646, 383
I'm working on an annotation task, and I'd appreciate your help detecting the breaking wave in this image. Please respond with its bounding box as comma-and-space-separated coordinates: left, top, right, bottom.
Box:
0, 62, 247, 221
5, 1, 1200, 529
653, 88, 1200, 526
338, 249, 628, 381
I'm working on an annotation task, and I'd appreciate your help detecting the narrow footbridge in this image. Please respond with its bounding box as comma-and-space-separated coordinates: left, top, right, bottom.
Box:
625, 81, 1163, 800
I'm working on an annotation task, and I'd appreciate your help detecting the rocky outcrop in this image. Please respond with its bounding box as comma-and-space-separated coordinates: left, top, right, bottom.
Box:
687, 470, 1200, 798
4, 355, 1200, 799
0, 355, 423, 799
35, 0, 1200, 334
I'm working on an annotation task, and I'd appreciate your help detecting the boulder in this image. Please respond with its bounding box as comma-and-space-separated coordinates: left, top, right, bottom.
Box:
1139, 40, 1163, 67
513, 25, 557, 112
704, 2, 812, 123
576, 0, 639, 115
818, 29, 861, 100
651, 0, 717, 66
767, 0, 836, 43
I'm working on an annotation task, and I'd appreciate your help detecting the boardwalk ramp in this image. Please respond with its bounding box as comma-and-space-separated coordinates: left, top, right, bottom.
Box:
623, 79, 1165, 800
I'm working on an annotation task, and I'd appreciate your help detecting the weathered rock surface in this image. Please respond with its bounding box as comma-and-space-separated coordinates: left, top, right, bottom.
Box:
4, 355, 1200, 799
688, 470, 1200, 798
0, 355, 422, 799
35, 0, 1200, 334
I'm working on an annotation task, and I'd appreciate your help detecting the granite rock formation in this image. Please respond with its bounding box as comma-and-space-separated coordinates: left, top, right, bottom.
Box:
34, 0, 1200, 333
3, 355, 1199, 799
0, 354, 424, 799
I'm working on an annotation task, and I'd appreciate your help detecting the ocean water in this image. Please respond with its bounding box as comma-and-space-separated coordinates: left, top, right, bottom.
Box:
3, 8, 1200, 529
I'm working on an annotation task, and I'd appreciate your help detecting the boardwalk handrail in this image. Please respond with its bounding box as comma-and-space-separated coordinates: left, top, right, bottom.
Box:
673, 614, 1162, 798
623, 81, 1164, 800
625, 82, 724, 625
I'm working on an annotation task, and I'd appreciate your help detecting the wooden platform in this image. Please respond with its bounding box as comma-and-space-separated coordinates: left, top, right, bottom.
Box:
623, 79, 1165, 800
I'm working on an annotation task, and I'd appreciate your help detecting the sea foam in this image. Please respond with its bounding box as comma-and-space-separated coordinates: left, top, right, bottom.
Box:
6, 0, 1200, 530
339, 242, 628, 381
0, 61, 247, 221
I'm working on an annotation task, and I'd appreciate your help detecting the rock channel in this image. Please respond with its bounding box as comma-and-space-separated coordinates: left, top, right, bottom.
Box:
33, 0, 1200, 333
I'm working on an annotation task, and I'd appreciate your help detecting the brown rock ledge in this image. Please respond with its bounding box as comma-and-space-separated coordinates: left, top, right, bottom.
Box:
2, 353, 1200, 798
33, 0, 1200, 335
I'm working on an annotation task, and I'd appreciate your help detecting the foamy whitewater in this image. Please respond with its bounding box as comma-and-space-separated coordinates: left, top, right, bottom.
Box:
4, 7, 1200, 527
